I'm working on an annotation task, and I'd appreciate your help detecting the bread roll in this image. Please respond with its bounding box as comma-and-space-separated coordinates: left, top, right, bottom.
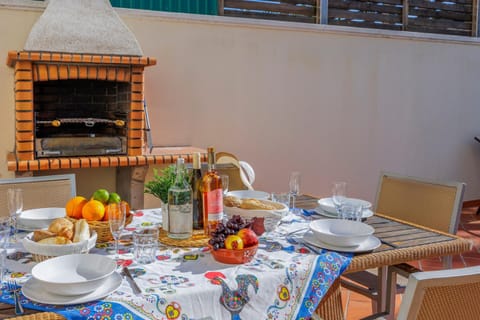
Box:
48, 218, 74, 240
38, 236, 72, 245
33, 229, 56, 242
240, 198, 277, 210
224, 196, 242, 208
73, 219, 90, 243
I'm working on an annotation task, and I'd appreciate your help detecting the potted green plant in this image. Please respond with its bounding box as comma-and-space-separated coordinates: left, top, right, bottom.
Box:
144, 165, 176, 231
144, 165, 176, 204
144, 165, 192, 231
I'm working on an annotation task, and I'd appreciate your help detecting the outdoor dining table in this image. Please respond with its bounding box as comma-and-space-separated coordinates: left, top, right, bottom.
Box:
0, 195, 472, 320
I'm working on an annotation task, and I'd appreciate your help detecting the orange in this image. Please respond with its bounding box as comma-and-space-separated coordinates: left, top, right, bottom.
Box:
65, 196, 87, 219
121, 200, 131, 214
82, 199, 105, 221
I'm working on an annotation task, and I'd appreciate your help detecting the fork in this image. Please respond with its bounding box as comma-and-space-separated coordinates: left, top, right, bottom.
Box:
7, 280, 24, 315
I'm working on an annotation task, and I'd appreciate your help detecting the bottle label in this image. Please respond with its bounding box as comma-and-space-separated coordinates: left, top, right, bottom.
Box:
204, 189, 223, 216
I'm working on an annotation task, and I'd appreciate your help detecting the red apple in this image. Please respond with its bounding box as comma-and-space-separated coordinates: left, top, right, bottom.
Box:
225, 235, 244, 250
237, 228, 259, 247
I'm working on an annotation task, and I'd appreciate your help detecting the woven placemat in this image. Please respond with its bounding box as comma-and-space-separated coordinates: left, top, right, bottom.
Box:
7, 312, 65, 320
158, 229, 209, 247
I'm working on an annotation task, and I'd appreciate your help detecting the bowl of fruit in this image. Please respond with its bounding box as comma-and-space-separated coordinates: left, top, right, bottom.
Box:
208, 215, 259, 264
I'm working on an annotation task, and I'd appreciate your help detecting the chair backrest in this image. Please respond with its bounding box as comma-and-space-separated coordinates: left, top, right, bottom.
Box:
216, 152, 255, 191
397, 266, 480, 320
375, 172, 465, 234
0, 174, 76, 217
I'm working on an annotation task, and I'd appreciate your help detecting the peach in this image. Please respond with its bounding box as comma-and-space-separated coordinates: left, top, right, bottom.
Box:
225, 235, 244, 250
237, 228, 259, 247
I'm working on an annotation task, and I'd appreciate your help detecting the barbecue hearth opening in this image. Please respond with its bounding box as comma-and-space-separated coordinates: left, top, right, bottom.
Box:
34, 79, 130, 158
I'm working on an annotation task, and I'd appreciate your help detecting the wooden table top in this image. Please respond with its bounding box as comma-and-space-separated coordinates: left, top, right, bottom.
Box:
296, 194, 472, 273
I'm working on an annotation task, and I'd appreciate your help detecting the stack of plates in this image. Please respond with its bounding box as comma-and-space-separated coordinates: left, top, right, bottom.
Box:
302, 219, 381, 253
315, 198, 374, 219
18, 207, 66, 231
22, 254, 122, 305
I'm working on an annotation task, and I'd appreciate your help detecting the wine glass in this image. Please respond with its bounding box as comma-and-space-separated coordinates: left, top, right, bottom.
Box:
220, 175, 229, 195
332, 182, 347, 216
289, 172, 301, 214
7, 188, 23, 243
108, 202, 126, 264
0, 217, 9, 283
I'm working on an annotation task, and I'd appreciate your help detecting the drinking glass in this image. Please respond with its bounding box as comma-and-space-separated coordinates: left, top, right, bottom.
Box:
0, 217, 10, 282
7, 189, 23, 243
108, 202, 126, 264
332, 182, 347, 216
339, 199, 363, 221
133, 226, 159, 264
289, 172, 301, 214
220, 174, 229, 195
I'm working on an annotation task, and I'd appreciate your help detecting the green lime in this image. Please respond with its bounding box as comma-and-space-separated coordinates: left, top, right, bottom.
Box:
92, 189, 110, 204
108, 192, 121, 204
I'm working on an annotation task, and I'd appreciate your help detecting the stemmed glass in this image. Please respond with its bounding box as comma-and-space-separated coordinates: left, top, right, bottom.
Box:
108, 202, 126, 264
289, 172, 301, 214
220, 175, 229, 195
7, 189, 23, 243
332, 182, 347, 217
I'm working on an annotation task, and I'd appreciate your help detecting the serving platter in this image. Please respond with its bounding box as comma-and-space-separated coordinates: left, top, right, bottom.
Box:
22, 271, 122, 305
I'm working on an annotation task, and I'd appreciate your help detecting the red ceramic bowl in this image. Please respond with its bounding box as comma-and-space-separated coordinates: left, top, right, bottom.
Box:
208, 244, 258, 264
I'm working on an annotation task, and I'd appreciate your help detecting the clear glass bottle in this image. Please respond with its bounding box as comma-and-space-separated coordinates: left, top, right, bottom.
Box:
167, 158, 193, 239
191, 152, 204, 230
202, 147, 223, 236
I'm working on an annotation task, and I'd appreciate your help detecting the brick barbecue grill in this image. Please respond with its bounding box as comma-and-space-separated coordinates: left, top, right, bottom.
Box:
7, 51, 155, 169
4, 0, 203, 209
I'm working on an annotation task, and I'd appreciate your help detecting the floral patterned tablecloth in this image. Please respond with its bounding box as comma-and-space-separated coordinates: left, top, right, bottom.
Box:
0, 210, 351, 320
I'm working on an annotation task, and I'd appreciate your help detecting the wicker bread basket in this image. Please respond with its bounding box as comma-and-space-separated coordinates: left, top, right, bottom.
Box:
22, 231, 97, 262
67, 213, 133, 243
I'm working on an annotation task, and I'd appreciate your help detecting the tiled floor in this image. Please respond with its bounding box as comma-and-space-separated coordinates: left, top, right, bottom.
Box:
343, 206, 480, 319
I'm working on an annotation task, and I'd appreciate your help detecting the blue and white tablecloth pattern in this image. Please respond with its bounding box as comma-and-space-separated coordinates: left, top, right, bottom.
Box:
0, 210, 352, 320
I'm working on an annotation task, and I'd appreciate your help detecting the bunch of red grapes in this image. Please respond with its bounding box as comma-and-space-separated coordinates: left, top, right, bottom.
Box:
208, 215, 251, 250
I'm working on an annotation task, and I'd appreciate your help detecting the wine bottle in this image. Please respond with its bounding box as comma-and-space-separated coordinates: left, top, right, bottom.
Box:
202, 147, 223, 236
167, 158, 193, 239
191, 152, 204, 230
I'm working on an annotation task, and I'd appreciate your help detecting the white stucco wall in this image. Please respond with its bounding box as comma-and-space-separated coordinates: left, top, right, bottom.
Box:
0, 2, 479, 204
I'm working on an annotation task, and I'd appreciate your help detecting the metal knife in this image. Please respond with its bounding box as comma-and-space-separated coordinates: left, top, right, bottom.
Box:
122, 267, 142, 295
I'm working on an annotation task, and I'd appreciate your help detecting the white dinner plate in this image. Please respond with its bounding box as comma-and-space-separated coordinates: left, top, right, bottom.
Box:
303, 231, 381, 253
18, 207, 65, 229
22, 271, 122, 305
317, 198, 372, 215
313, 207, 374, 219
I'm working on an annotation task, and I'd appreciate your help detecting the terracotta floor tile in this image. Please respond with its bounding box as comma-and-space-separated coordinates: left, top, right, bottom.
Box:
344, 208, 480, 319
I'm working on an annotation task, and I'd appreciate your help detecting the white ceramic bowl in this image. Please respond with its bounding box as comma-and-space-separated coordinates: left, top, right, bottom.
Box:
226, 190, 270, 200
31, 253, 116, 296
317, 198, 372, 215
22, 231, 97, 260
309, 219, 374, 247
224, 201, 288, 232
18, 208, 66, 229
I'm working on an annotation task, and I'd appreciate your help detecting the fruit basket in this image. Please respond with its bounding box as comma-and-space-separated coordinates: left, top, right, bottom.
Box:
208, 244, 258, 264
67, 213, 133, 243
22, 231, 98, 262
